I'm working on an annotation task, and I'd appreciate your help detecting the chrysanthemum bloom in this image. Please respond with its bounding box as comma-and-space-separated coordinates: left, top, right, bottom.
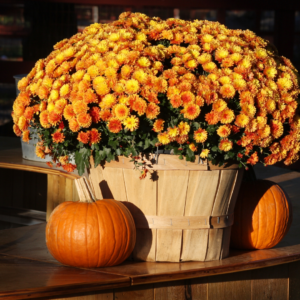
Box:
205, 111, 219, 125
77, 131, 90, 144
257, 125, 271, 139
197, 53, 211, 64
125, 79, 139, 94
203, 62, 217, 72
213, 99, 227, 112
233, 78, 247, 91
167, 127, 179, 138
22, 129, 30, 143
62, 163, 77, 172
264, 67, 277, 79
63, 105, 75, 121
48, 111, 62, 126
107, 118, 122, 133
100, 94, 116, 110
219, 139, 233, 152
123, 115, 139, 131
194, 128, 208, 143
270, 120, 284, 139
189, 143, 198, 152
113, 103, 129, 121
215, 48, 229, 62
13, 124, 22, 137
277, 77, 293, 91
99, 109, 111, 122
217, 125, 231, 138
17, 77, 29, 91
132, 98, 147, 116
68, 119, 80, 132
77, 112, 92, 128
176, 134, 189, 144
235, 113, 250, 128
178, 121, 190, 135
200, 149, 210, 158
89, 128, 101, 144
181, 91, 195, 106
23, 107, 35, 121
146, 103, 160, 120
182, 104, 200, 120
40, 111, 51, 128
52, 130, 65, 143
59, 155, 69, 166
220, 84, 236, 98
152, 119, 164, 132
247, 152, 259, 165
158, 132, 171, 145
35, 145, 45, 159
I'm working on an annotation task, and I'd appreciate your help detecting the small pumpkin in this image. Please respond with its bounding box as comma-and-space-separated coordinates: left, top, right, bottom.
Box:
46, 178, 136, 267
230, 180, 292, 250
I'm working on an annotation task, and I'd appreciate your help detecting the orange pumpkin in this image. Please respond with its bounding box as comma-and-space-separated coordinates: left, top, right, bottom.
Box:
230, 180, 292, 249
46, 198, 136, 267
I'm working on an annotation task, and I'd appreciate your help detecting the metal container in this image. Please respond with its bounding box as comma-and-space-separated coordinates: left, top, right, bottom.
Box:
14, 74, 52, 162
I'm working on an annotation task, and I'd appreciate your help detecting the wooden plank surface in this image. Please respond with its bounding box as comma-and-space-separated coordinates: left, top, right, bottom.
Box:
0, 255, 130, 300
0, 137, 80, 180
1, 223, 300, 287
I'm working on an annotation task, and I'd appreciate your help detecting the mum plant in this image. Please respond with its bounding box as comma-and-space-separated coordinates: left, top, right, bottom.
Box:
12, 12, 300, 177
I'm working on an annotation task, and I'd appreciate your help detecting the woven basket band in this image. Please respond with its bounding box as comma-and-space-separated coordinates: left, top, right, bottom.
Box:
133, 213, 234, 230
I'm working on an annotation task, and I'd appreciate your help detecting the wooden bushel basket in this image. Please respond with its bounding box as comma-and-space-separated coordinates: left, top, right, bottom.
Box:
88, 154, 244, 262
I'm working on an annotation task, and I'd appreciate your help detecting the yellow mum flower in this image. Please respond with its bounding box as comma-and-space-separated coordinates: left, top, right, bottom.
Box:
178, 121, 190, 135
217, 125, 231, 138
235, 113, 250, 128
100, 94, 116, 109
219, 76, 231, 85
277, 77, 293, 90
137, 57, 151, 68
213, 99, 227, 112
123, 115, 139, 131
264, 67, 277, 79
158, 132, 171, 145
189, 143, 198, 152
114, 103, 129, 121
60, 84, 70, 98
200, 149, 210, 158
194, 128, 208, 143
125, 79, 140, 94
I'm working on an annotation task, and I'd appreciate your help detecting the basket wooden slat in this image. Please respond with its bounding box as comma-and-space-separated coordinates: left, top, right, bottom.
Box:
88, 156, 243, 262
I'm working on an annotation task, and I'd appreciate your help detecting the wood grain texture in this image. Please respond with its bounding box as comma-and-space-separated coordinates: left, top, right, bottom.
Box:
207, 271, 251, 300
0, 255, 130, 300
190, 277, 207, 300
251, 263, 289, 300
155, 280, 187, 300
289, 260, 300, 300
114, 284, 154, 300
54, 294, 113, 300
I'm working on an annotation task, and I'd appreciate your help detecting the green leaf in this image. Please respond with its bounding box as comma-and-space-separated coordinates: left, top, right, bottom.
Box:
75, 151, 85, 176
115, 148, 122, 156
212, 146, 218, 152
108, 140, 118, 149
144, 138, 150, 150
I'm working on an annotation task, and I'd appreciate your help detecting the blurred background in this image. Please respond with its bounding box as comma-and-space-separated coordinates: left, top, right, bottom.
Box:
0, 0, 299, 136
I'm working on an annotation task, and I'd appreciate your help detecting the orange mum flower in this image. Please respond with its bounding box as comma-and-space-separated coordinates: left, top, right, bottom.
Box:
125, 79, 140, 94
170, 94, 182, 108
63, 105, 76, 120
52, 130, 65, 143
132, 98, 147, 116
35, 145, 45, 159
270, 120, 284, 139
194, 128, 208, 143
219, 138, 233, 152
77, 112, 92, 128
235, 114, 250, 128
77, 131, 90, 144
213, 99, 227, 112
189, 143, 198, 152
153, 119, 165, 132
22, 129, 30, 143
107, 117, 122, 133
90, 107, 101, 123
113, 103, 129, 121
89, 128, 101, 144
13, 124, 22, 137
48, 111, 62, 126
220, 84, 236, 99
17, 92, 31, 106
181, 91, 195, 106
69, 119, 80, 132
182, 104, 200, 120
247, 152, 259, 165
217, 125, 231, 138
100, 109, 112, 121
40, 111, 51, 128
62, 163, 76, 172
205, 111, 219, 125
23, 107, 35, 121
73, 101, 88, 115
146, 103, 160, 120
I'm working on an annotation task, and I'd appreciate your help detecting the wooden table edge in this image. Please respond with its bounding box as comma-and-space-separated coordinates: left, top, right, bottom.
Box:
0, 280, 130, 300
0, 162, 80, 180
129, 253, 300, 285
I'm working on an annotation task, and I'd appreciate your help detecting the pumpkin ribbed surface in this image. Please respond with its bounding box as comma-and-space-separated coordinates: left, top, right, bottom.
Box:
46, 199, 136, 267
230, 180, 292, 250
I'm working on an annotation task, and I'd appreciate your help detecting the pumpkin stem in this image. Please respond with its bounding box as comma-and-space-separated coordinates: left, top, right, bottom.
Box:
75, 177, 96, 203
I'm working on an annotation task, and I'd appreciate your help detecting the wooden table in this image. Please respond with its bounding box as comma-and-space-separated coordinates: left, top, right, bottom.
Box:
0, 137, 300, 299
